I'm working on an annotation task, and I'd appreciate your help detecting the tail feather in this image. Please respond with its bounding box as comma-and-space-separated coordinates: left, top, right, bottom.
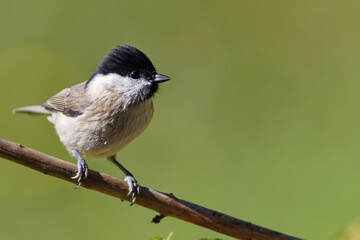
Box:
13, 105, 53, 115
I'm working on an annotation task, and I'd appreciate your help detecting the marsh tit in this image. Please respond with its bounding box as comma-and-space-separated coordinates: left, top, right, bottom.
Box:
13, 45, 170, 204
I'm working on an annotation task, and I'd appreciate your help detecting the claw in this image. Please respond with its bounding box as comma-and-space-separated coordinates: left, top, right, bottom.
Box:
124, 175, 140, 205
71, 150, 88, 189
108, 156, 140, 205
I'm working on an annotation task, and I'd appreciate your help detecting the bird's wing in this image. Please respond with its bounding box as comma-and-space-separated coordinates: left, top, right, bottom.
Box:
42, 88, 69, 112
42, 82, 89, 117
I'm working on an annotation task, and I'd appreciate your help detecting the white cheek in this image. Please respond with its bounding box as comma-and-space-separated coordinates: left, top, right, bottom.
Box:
87, 74, 120, 97
87, 73, 151, 107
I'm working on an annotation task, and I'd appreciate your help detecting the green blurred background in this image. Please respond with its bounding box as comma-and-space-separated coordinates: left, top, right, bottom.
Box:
1, 1, 360, 239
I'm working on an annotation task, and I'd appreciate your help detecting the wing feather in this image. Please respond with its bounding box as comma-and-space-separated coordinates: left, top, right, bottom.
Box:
42, 82, 89, 117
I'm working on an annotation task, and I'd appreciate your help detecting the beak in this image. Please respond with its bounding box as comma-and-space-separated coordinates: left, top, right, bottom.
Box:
154, 74, 171, 83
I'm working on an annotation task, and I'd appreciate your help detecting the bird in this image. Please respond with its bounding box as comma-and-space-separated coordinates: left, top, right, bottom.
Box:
13, 45, 170, 204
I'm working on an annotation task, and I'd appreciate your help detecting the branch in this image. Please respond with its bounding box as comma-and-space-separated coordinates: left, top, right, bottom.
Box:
0, 137, 302, 240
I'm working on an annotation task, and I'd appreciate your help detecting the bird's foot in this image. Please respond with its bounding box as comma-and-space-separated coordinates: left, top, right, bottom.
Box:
71, 155, 88, 189
124, 175, 140, 205
107, 156, 139, 205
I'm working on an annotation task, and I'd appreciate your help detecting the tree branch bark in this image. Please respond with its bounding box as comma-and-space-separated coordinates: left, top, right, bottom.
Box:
0, 137, 302, 240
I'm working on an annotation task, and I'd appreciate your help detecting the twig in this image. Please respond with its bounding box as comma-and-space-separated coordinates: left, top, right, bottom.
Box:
0, 137, 302, 240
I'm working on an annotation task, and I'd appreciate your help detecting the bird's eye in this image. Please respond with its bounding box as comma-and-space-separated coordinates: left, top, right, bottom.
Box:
130, 71, 140, 79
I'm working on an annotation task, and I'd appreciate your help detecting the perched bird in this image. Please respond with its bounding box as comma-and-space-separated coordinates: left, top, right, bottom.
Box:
13, 45, 170, 204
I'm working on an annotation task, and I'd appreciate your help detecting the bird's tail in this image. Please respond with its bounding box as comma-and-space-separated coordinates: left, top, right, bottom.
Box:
13, 105, 53, 115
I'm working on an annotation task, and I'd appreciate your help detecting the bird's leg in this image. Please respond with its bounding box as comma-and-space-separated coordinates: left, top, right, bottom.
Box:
71, 150, 88, 189
108, 155, 139, 205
